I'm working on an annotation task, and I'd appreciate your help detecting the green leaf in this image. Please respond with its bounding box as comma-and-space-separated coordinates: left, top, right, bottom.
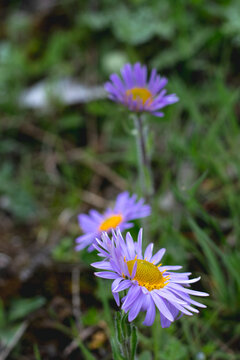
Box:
115, 311, 123, 345
33, 343, 42, 360
0, 322, 26, 347
58, 114, 83, 130
8, 297, 46, 323
188, 219, 225, 302
130, 325, 138, 360
120, 311, 129, 338
80, 12, 111, 30
112, 7, 172, 45
111, 337, 126, 360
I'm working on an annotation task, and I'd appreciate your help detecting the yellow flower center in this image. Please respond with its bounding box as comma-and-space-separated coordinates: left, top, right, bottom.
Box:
99, 214, 123, 232
125, 87, 153, 106
127, 259, 169, 291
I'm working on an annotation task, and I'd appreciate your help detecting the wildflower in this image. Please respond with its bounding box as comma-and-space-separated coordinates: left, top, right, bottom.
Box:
105, 62, 178, 117
75, 192, 151, 252
92, 229, 209, 327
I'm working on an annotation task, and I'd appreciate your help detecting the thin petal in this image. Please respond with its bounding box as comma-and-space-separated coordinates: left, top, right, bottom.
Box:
167, 283, 209, 297
171, 276, 201, 284
128, 293, 144, 322
144, 243, 154, 261
113, 292, 120, 306
151, 292, 174, 322
113, 280, 132, 293
94, 272, 118, 279
91, 261, 113, 270
143, 296, 156, 326
150, 248, 166, 264
122, 285, 141, 312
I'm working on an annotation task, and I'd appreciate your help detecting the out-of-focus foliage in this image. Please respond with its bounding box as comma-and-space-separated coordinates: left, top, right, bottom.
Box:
0, 297, 45, 349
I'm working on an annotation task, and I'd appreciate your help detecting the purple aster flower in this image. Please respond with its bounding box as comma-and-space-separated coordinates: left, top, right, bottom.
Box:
75, 192, 151, 252
92, 229, 209, 328
105, 62, 179, 117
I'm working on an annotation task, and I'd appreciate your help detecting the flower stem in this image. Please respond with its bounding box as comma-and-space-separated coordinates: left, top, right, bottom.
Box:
153, 318, 160, 360
134, 114, 154, 201
114, 311, 138, 360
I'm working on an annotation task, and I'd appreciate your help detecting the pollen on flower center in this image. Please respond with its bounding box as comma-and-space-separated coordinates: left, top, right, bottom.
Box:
127, 259, 169, 291
125, 87, 153, 106
99, 214, 123, 232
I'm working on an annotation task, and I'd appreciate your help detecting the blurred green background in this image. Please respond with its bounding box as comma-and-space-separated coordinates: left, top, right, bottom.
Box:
0, 0, 240, 359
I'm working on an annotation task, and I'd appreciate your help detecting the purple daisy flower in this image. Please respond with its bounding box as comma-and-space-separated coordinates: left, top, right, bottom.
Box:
105, 62, 179, 117
92, 229, 209, 327
75, 192, 151, 252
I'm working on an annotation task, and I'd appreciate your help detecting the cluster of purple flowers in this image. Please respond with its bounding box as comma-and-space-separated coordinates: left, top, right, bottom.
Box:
75, 63, 208, 328
76, 191, 208, 327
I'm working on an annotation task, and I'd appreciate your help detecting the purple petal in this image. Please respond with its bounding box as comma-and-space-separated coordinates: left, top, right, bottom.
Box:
160, 313, 172, 328
185, 305, 199, 313
94, 271, 119, 279
144, 243, 154, 261
125, 232, 136, 259
158, 291, 193, 316
160, 266, 182, 271
75, 233, 95, 250
151, 111, 164, 117
78, 214, 99, 232
121, 63, 134, 88
143, 295, 156, 326
171, 276, 201, 284
113, 280, 132, 293
113, 292, 120, 306
131, 259, 138, 279
136, 229, 143, 258
91, 261, 113, 270
150, 248, 166, 264
167, 283, 209, 297
168, 288, 207, 308
133, 62, 147, 87
151, 292, 174, 322
110, 73, 126, 93
122, 285, 141, 312
160, 299, 179, 328
151, 76, 168, 94
128, 292, 144, 322
148, 68, 157, 90
104, 82, 123, 101
89, 209, 103, 222
156, 289, 187, 305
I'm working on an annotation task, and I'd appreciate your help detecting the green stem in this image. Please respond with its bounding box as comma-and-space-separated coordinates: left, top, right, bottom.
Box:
153, 319, 160, 360
98, 280, 122, 359
134, 114, 154, 201
115, 311, 138, 360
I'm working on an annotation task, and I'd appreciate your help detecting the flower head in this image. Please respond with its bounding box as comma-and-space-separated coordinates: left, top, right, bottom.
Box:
105, 63, 178, 117
92, 229, 209, 327
75, 192, 151, 252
